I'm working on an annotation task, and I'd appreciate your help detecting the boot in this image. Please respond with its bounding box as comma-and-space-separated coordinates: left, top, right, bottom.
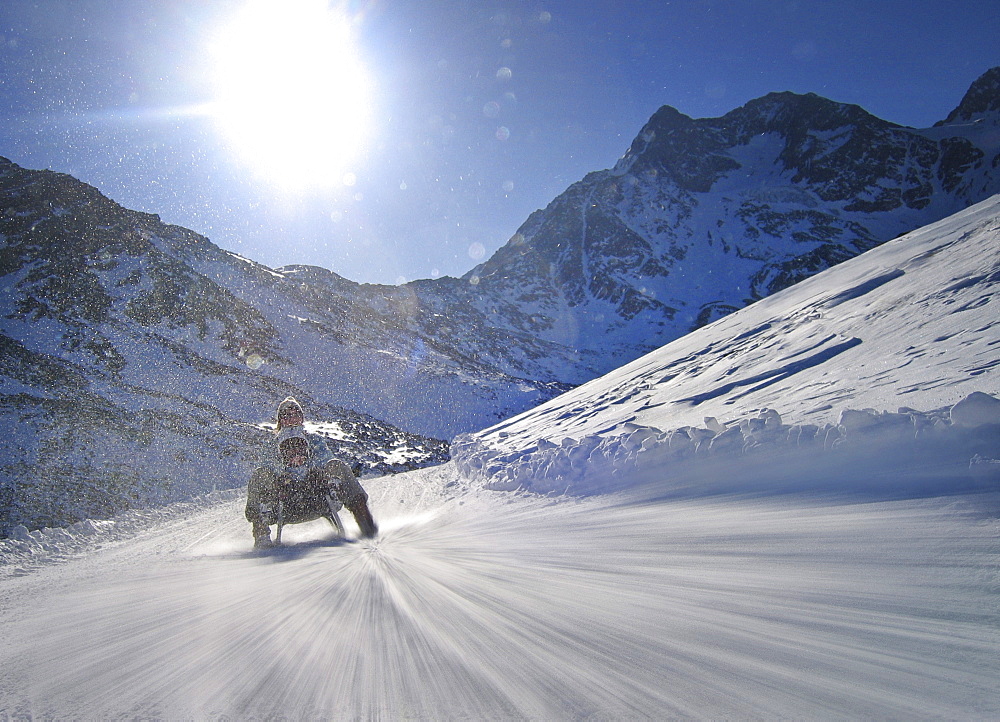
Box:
252, 521, 273, 549
347, 499, 378, 539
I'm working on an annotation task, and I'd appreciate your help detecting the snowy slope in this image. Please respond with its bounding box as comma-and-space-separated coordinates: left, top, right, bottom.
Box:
454, 194, 1000, 496
1, 197, 998, 718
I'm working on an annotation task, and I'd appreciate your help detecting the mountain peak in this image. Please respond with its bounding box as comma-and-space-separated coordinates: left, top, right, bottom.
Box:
936, 66, 1000, 126
647, 104, 696, 130
726, 90, 890, 134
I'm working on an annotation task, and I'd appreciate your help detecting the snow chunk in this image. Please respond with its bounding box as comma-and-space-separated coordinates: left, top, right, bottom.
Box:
950, 391, 1000, 427
8, 525, 31, 542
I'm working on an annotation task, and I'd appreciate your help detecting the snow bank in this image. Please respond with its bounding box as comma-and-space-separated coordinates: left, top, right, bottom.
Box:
0, 488, 243, 579
452, 392, 1000, 499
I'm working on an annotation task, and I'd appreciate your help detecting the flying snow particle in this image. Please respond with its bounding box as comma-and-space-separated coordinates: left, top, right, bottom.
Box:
496, 67, 512, 81
245, 354, 264, 370
483, 101, 501, 118
496, 126, 510, 141
468, 242, 486, 260
343, 172, 357, 186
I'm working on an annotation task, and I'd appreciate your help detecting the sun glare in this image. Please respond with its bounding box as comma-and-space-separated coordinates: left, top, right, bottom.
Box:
209, 1, 373, 189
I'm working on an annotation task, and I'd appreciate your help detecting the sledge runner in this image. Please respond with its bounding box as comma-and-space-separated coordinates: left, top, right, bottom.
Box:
245, 397, 378, 548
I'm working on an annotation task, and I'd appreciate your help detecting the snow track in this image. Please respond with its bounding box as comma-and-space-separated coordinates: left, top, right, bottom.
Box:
1, 467, 998, 718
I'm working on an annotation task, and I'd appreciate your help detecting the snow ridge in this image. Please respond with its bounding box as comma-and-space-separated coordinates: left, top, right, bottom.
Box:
453, 393, 1000, 498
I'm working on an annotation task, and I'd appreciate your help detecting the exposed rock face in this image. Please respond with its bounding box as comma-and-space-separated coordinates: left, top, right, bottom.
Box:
937, 66, 1000, 125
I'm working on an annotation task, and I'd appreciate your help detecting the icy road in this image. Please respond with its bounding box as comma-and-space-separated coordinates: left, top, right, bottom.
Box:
1, 466, 998, 719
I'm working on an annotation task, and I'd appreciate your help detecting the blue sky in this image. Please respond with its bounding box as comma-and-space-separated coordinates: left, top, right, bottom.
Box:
1, 1, 997, 285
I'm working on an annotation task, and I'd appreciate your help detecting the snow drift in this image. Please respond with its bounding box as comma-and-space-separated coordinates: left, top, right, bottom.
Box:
453, 392, 1000, 499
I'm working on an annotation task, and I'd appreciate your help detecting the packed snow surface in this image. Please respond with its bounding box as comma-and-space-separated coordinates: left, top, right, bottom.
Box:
1, 197, 999, 717
1, 470, 998, 718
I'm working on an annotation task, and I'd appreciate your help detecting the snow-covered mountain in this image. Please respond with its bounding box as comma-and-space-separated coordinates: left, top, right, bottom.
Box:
448, 67, 1000, 381
1, 188, 997, 719
1, 69, 998, 534
0, 155, 569, 431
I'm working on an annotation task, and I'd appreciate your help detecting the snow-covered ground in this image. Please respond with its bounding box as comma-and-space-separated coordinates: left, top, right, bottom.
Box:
1, 197, 998, 717
0, 469, 997, 718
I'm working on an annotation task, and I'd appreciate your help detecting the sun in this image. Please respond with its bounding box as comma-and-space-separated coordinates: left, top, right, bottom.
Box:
208, 1, 374, 190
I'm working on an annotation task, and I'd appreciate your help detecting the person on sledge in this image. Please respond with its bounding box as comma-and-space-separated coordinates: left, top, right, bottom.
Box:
245, 397, 378, 548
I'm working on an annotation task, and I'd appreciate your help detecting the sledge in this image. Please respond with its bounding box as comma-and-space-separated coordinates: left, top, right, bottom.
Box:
273, 484, 346, 545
